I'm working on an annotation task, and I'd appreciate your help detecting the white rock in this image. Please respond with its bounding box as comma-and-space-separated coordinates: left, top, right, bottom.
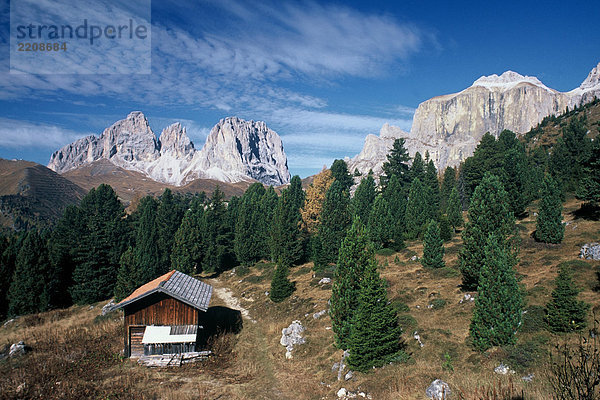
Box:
426, 379, 451, 400
337, 388, 348, 398
101, 299, 115, 316
494, 363, 511, 375
522, 373, 535, 382
580, 243, 600, 260
319, 277, 332, 284
9, 341, 28, 357
313, 310, 328, 319
344, 371, 353, 381
280, 320, 305, 358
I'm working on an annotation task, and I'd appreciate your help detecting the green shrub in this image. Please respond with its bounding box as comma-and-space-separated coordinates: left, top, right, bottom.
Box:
293, 266, 312, 276
503, 339, 545, 372
430, 298, 447, 310
430, 266, 460, 278
397, 314, 417, 331
244, 275, 264, 284
392, 299, 410, 313
376, 248, 395, 257
442, 352, 454, 372
235, 265, 250, 277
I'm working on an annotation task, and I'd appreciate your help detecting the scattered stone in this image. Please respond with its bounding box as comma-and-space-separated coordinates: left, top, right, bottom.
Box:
101, 299, 115, 316
16, 383, 26, 394
88, 305, 95, 310
344, 370, 353, 381
411, 255, 419, 261
280, 320, 305, 359
265, 291, 269, 296
580, 243, 600, 260
3, 317, 17, 327
521, 373, 534, 382
337, 388, 348, 398
313, 310, 328, 319
459, 293, 475, 304
427, 304, 433, 309
413, 331, 424, 348
426, 379, 451, 400
9, 341, 29, 358
533, 212, 538, 217
494, 363, 513, 375
332, 362, 340, 372
319, 277, 332, 284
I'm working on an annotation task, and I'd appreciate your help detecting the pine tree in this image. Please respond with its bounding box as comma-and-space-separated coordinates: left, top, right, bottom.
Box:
317, 181, 351, 266
501, 146, 529, 218
271, 176, 305, 266
235, 183, 267, 265
410, 151, 425, 182
381, 138, 411, 189
352, 174, 376, 223
300, 169, 334, 235
8, 231, 51, 316
269, 259, 295, 303
70, 184, 127, 304
459, 173, 516, 290
439, 215, 453, 242
535, 175, 565, 244
346, 257, 405, 371
368, 195, 393, 248
202, 187, 232, 273
330, 159, 354, 192
171, 199, 205, 274
156, 189, 184, 271
131, 196, 162, 285
421, 220, 445, 269
440, 167, 457, 213
576, 137, 600, 207
330, 219, 373, 349
546, 265, 589, 333
382, 174, 406, 249
424, 159, 441, 220
469, 234, 522, 351
461, 133, 504, 200
447, 186, 464, 231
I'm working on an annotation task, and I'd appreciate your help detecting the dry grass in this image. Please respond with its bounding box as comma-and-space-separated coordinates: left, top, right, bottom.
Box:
0, 197, 598, 399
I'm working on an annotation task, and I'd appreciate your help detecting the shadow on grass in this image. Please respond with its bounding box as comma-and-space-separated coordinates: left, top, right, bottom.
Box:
571, 203, 600, 221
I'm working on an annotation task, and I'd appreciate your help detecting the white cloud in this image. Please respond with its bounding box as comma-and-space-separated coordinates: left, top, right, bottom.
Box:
0, 118, 92, 149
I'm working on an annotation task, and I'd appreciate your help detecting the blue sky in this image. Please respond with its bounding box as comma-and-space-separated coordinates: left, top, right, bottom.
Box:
1, 0, 599, 178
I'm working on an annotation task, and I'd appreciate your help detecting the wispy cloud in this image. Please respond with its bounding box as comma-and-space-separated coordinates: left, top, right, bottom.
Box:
0, 118, 92, 149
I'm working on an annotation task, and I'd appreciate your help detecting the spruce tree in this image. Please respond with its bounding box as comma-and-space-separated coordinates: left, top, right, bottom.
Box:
535, 175, 565, 244
352, 174, 376, 223
271, 176, 305, 266
131, 196, 162, 285
405, 178, 428, 239
576, 137, 600, 207
501, 147, 529, 218
368, 195, 393, 248
424, 158, 440, 217
346, 257, 405, 371
171, 200, 205, 274
439, 215, 453, 242
421, 220, 445, 269
317, 180, 351, 266
156, 189, 184, 271
546, 265, 589, 333
202, 187, 232, 273
330, 218, 373, 349
410, 151, 425, 182
440, 167, 457, 213
382, 174, 406, 249
446, 186, 464, 232
461, 133, 504, 200
330, 159, 354, 192
381, 138, 411, 189
114, 247, 137, 302
469, 234, 522, 351
269, 259, 295, 303
235, 183, 267, 265
459, 173, 516, 290
8, 231, 51, 316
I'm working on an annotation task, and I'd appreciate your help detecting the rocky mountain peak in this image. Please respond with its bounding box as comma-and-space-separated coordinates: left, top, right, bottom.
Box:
472, 71, 551, 91
579, 62, 600, 90
159, 123, 194, 158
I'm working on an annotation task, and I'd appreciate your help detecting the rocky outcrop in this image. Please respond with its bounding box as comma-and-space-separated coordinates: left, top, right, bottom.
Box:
580, 243, 600, 260
349, 62, 600, 174
426, 379, 451, 400
48, 113, 290, 186
280, 320, 305, 359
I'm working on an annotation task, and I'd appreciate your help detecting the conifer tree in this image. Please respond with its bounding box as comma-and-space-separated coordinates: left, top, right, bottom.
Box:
8, 231, 51, 316
235, 183, 267, 265
470, 234, 522, 351
421, 220, 445, 269
439, 215, 453, 242
330, 159, 354, 192
114, 247, 137, 302
576, 137, 600, 207
70, 184, 127, 304
156, 189, 185, 271
546, 265, 589, 333
269, 259, 295, 303
346, 257, 405, 371
202, 187, 232, 273
405, 178, 428, 239
447, 186, 464, 231
131, 196, 162, 285
317, 180, 351, 266
501, 147, 529, 217
368, 195, 393, 248
330, 219, 374, 349
301, 169, 334, 235
461, 133, 504, 200
535, 175, 565, 244
459, 173, 516, 290
352, 174, 376, 223
440, 167, 457, 213
410, 151, 425, 182
271, 176, 305, 266
424, 159, 441, 219
381, 138, 411, 189
382, 174, 406, 249
171, 199, 205, 274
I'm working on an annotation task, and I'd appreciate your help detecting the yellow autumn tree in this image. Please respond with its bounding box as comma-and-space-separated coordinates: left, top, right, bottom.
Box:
300, 168, 334, 234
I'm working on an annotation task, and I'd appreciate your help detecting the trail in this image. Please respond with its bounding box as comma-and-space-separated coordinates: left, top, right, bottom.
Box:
210, 280, 256, 323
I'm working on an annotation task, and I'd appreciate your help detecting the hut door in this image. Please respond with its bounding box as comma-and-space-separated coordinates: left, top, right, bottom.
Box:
129, 326, 146, 358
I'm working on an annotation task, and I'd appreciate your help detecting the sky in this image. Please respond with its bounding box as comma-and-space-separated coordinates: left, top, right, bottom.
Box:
0, 0, 599, 178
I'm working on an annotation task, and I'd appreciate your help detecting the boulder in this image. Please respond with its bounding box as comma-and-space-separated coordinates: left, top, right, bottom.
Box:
344, 370, 353, 381
337, 388, 348, 398
280, 320, 305, 358
9, 341, 29, 358
313, 310, 327, 319
426, 379, 451, 400
319, 277, 332, 284
101, 299, 115, 316
494, 363, 512, 375
580, 243, 600, 260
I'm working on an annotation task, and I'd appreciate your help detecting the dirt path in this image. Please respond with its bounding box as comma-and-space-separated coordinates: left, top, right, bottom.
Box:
209, 280, 257, 323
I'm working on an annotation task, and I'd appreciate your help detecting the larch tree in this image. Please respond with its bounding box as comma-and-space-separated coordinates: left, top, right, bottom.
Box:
131, 195, 162, 286
300, 168, 334, 235
382, 174, 406, 249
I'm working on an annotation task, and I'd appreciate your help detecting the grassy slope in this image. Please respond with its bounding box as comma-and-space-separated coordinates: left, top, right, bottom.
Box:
0, 196, 598, 399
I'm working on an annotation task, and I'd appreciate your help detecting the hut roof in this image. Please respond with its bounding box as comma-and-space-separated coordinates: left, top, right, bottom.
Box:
114, 270, 213, 312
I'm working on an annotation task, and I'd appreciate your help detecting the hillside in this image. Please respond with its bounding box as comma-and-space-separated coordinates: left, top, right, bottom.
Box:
0, 196, 597, 399
0, 159, 86, 231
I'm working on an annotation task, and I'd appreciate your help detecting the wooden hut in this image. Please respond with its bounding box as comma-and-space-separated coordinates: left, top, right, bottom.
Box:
113, 270, 213, 358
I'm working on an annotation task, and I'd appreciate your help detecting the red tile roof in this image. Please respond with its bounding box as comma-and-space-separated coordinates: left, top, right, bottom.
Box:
117, 270, 175, 305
